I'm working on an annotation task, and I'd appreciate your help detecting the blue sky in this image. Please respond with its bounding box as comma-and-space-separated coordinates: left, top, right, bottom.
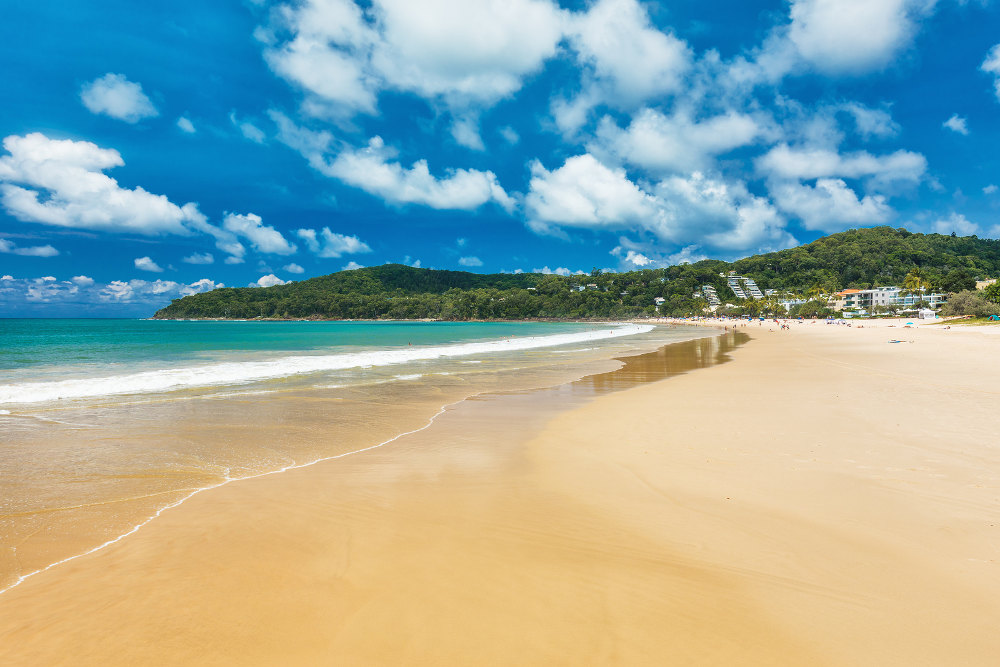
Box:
2, 0, 1000, 316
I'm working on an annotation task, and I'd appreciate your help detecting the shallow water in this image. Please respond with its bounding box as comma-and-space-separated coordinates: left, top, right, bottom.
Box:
1, 321, 722, 591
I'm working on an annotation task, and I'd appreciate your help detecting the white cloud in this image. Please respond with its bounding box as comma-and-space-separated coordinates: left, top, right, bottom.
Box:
650, 172, 795, 252
0, 132, 203, 235
622, 250, 651, 267
943, 114, 969, 135
182, 252, 214, 265
932, 212, 978, 236
182, 278, 223, 295
230, 112, 266, 143
99, 278, 222, 303
787, 0, 934, 75
568, 0, 691, 104
983, 184, 998, 195
264, 0, 565, 117
342, 261, 365, 270
254, 274, 286, 288
525, 154, 656, 234
756, 144, 926, 186
223, 212, 296, 255
296, 227, 371, 258
499, 126, 520, 145
1, 275, 13, 281
80, 73, 158, 123
273, 105, 514, 215
533, 266, 573, 276
770, 179, 892, 232
981, 43, 1000, 101
840, 102, 899, 139
324, 136, 514, 211
0, 237, 59, 257
458, 256, 483, 267
526, 154, 795, 253
666, 245, 708, 265
592, 108, 761, 173
134, 256, 164, 272
451, 117, 485, 151
71, 275, 94, 286
283, 262, 305, 274
177, 117, 196, 133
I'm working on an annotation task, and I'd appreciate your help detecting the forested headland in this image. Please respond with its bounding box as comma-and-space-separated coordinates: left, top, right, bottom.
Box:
153, 227, 1000, 320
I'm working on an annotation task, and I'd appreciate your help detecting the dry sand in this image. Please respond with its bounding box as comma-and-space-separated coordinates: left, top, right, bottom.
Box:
1, 321, 998, 665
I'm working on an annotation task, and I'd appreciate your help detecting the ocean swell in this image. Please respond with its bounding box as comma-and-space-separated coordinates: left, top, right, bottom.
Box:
0, 324, 653, 405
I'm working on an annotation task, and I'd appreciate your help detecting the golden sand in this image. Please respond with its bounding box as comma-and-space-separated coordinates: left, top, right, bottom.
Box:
1, 322, 998, 665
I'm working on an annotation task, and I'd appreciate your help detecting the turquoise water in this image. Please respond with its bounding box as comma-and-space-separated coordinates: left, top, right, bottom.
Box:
0, 319, 591, 370
0, 319, 652, 405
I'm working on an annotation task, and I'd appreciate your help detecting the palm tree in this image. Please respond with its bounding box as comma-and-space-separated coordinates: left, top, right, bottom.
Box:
902, 269, 930, 308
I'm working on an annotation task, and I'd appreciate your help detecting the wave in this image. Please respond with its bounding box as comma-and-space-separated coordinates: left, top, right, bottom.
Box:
0, 324, 653, 406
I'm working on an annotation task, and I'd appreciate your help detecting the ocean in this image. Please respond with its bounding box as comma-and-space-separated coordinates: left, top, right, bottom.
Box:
0, 319, 711, 593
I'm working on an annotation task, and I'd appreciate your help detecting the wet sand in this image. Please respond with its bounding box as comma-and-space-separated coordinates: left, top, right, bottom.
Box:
1, 324, 999, 665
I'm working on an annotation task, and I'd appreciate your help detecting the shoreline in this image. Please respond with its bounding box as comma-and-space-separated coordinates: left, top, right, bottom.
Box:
2, 322, 999, 664
0, 323, 716, 597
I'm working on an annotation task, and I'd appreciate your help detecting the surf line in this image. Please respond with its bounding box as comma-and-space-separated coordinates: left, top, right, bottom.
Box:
0, 400, 461, 597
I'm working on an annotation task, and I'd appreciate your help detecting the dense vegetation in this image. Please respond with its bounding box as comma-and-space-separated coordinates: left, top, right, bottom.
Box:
731, 226, 1000, 292
154, 228, 1000, 320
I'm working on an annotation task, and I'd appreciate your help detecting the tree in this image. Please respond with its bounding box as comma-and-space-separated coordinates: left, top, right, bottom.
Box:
940, 269, 976, 294
984, 281, 1000, 304
940, 291, 1000, 318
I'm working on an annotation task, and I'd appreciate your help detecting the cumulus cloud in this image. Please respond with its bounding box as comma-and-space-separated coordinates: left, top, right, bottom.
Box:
943, 114, 969, 135
183, 252, 214, 265
0, 275, 222, 307
526, 154, 795, 253
253, 274, 286, 287
770, 179, 892, 232
342, 261, 365, 270
101, 278, 222, 302
134, 256, 164, 272
533, 266, 574, 276
272, 113, 514, 212
622, 250, 651, 267
325, 136, 514, 210
0, 132, 202, 235
80, 73, 158, 123
263, 0, 565, 117
591, 108, 762, 173
458, 256, 483, 267
932, 212, 978, 236
0, 237, 59, 257
787, 0, 934, 75
283, 262, 305, 274
981, 43, 1000, 101
756, 144, 926, 187
568, 0, 691, 104
525, 154, 656, 235
223, 213, 296, 255
984, 184, 998, 195
177, 117, 196, 133
296, 227, 371, 258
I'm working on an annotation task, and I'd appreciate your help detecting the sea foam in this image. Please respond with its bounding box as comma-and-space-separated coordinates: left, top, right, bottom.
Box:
0, 324, 653, 405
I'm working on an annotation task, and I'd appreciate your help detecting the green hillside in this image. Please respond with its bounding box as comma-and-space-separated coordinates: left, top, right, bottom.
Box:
153, 227, 1000, 320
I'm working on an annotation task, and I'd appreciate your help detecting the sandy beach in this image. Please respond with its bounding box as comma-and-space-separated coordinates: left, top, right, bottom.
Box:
1, 320, 998, 665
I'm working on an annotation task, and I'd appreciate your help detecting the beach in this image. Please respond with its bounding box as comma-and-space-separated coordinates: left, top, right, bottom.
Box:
1, 320, 999, 665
